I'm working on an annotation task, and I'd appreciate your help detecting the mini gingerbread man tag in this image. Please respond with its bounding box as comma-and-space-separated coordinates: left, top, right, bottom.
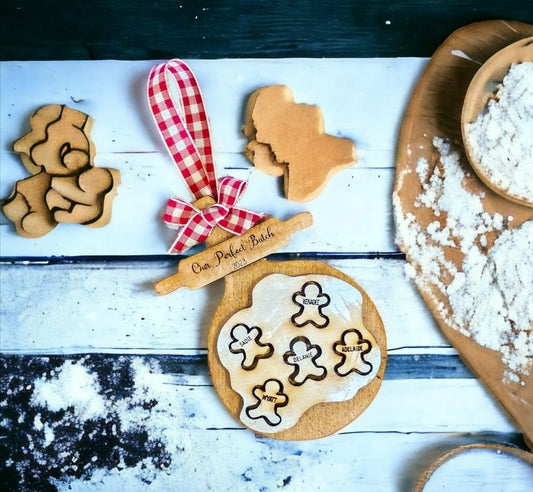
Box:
334, 329, 374, 376
291, 280, 331, 328
229, 323, 274, 370
283, 336, 327, 386
246, 379, 289, 427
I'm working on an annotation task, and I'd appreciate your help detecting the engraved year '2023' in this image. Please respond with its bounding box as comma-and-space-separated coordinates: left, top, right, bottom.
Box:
191, 226, 275, 274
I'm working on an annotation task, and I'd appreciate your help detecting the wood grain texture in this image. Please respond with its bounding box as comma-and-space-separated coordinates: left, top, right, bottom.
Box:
394, 20, 533, 447
0, 350, 525, 491
413, 443, 533, 492
2, 5, 533, 487
1, 355, 518, 434
154, 209, 313, 295
0, 58, 423, 257
1, 1, 533, 60
0, 258, 442, 354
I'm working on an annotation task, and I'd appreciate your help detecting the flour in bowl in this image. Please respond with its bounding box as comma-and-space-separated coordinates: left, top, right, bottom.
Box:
464, 61, 533, 204
394, 137, 533, 383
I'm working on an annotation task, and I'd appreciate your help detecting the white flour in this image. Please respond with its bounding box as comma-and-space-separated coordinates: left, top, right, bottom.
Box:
32, 360, 107, 421
394, 137, 533, 383
465, 61, 533, 204
4, 356, 314, 491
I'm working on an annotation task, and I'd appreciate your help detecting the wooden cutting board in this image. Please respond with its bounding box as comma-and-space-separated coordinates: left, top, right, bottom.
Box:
394, 20, 533, 447
206, 227, 387, 440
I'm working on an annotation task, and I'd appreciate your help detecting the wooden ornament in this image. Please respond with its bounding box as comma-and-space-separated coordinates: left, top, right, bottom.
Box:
2, 171, 56, 238
244, 85, 357, 202
13, 104, 95, 176
155, 198, 386, 439
47, 167, 121, 227
3, 104, 121, 237
207, 257, 387, 440
154, 198, 313, 295
394, 20, 533, 446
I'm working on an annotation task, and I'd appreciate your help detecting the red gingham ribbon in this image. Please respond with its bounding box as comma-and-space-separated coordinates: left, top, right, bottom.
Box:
147, 59, 265, 253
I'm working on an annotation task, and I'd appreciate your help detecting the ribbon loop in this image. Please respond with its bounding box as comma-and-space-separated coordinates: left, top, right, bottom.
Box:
148, 59, 265, 253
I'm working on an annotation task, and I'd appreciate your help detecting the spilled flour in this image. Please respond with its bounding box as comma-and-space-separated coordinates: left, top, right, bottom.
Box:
0, 355, 317, 492
394, 137, 533, 383
465, 61, 533, 204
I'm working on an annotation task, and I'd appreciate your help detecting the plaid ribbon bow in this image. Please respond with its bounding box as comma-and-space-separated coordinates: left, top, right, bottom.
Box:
147, 59, 265, 253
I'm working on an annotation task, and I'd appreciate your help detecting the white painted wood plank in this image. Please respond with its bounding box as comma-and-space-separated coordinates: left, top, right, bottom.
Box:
0, 59, 427, 155
17, 426, 529, 492
1, 155, 397, 256
160, 378, 518, 435
0, 259, 445, 353
1, 58, 426, 257
338, 378, 518, 434
50, 432, 528, 492
2, 354, 524, 492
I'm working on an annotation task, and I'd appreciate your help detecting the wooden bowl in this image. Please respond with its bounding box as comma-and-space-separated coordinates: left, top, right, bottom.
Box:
394, 20, 533, 449
461, 36, 533, 207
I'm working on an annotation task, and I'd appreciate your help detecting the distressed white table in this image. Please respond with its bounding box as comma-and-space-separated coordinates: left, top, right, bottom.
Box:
1, 59, 531, 491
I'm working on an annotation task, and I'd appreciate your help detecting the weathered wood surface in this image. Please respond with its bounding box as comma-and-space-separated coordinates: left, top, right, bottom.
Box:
0, 58, 424, 257
1, 2, 533, 490
1, 0, 533, 60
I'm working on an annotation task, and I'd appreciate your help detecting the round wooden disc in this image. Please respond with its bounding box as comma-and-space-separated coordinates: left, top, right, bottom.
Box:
207, 258, 387, 440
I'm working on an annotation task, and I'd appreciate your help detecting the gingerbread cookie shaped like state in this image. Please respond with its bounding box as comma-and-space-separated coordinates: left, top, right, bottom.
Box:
2, 104, 120, 237
243, 85, 357, 202
2, 172, 56, 238
216, 273, 383, 436
13, 104, 95, 176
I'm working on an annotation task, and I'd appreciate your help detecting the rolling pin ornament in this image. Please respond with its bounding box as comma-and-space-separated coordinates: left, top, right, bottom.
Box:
154, 210, 313, 295
147, 59, 387, 440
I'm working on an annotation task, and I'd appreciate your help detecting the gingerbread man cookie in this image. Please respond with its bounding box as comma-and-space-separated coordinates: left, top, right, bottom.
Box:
243, 85, 357, 202
2, 104, 120, 237
229, 323, 274, 370
291, 280, 330, 328
246, 379, 289, 427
